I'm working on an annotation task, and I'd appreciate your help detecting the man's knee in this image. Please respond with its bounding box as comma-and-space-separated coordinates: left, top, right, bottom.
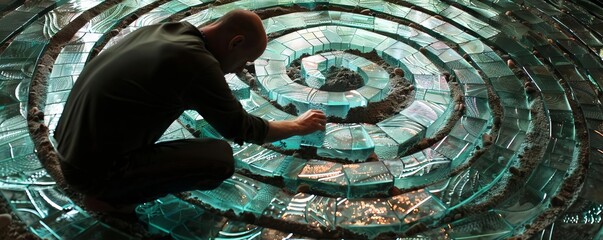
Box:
209, 140, 235, 181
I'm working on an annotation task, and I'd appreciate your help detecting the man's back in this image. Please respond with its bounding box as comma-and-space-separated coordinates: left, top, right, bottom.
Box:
54, 22, 217, 168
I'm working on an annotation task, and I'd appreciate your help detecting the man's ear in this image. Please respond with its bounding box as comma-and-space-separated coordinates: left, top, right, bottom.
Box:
228, 35, 245, 50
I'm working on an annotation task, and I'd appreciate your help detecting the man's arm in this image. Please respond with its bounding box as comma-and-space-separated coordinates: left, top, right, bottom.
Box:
263, 109, 327, 143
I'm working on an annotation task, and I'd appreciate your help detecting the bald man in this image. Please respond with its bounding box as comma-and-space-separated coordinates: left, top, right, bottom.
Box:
54, 10, 326, 214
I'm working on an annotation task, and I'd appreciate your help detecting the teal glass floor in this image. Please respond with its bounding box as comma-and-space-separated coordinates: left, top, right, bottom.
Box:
1, 0, 603, 239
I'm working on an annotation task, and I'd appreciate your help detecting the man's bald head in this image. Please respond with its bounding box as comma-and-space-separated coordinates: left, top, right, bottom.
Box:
201, 10, 268, 73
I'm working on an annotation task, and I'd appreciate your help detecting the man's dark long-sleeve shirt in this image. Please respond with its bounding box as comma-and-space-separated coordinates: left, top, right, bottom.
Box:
54, 22, 268, 169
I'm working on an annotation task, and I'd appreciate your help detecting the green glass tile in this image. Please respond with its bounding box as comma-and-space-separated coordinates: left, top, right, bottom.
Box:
543, 137, 576, 171
444, 59, 473, 71
373, 17, 398, 35
0, 134, 34, 161
464, 96, 491, 120
245, 148, 290, 176
527, 164, 566, 196
433, 135, 472, 161
159, 122, 194, 142
581, 104, 603, 120
409, 0, 449, 13
542, 92, 571, 111
513, 53, 542, 66
556, 39, 590, 57
524, 66, 565, 93
496, 91, 528, 109
382, 41, 416, 68
453, 68, 484, 84
472, 145, 514, 186
188, 175, 263, 215
363, 124, 400, 159
73, 222, 134, 239
474, 61, 515, 78
302, 11, 332, 26
437, 48, 463, 63
357, 85, 386, 102
414, 74, 449, 91
333, 11, 375, 29
343, 162, 393, 198
550, 110, 576, 140
281, 193, 336, 229
430, 168, 478, 206
336, 198, 401, 236
377, 114, 425, 147
575, 53, 603, 69
463, 83, 488, 98
388, 189, 445, 224
420, 89, 451, 105
30, 207, 96, 239
449, 116, 488, 143
497, 186, 547, 227
434, 23, 474, 44
495, 126, 526, 151
400, 53, 439, 75
279, 156, 306, 190
260, 190, 293, 219
318, 123, 375, 161
244, 186, 282, 217
224, 74, 250, 100
256, 74, 294, 98
420, 16, 446, 29
514, 9, 543, 24
426, 41, 451, 56
489, 34, 528, 56
404, 8, 431, 23
54, 52, 87, 65
466, 1, 500, 18
585, 67, 603, 87
501, 115, 530, 132
239, 91, 269, 112
0, 153, 40, 177
557, 64, 587, 82
408, 30, 440, 46
396, 24, 420, 40
381, 158, 405, 178
381, 2, 411, 17
469, 51, 501, 63
455, 12, 490, 34
393, 149, 450, 188
477, 26, 500, 39
297, 160, 347, 195
401, 100, 445, 127
446, 211, 513, 239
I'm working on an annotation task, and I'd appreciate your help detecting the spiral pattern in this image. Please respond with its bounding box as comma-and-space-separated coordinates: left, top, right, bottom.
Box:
0, 0, 602, 239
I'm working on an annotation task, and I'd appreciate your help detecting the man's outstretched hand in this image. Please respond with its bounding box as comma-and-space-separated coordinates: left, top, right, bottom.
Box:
264, 109, 327, 143
294, 109, 327, 135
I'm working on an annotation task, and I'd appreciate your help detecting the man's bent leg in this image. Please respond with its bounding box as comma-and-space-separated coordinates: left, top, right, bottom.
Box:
95, 138, 234, 205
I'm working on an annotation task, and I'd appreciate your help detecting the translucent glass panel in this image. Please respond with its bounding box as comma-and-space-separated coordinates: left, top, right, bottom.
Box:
377, 114, 425, 154
444, 211, 513, 239
0, 0, 61, 44
495, 186, 547, 226
318, 123, 375, 161
280, 193, 338, 230
234, 144, 289, 177
297, 160, 348, 196
225, 73, 251, 100
343, 162, 393, 198
29, 207, 97, 239
363, 124, 400, 160
188, 174, 279, 216
388, 149, 451, 189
